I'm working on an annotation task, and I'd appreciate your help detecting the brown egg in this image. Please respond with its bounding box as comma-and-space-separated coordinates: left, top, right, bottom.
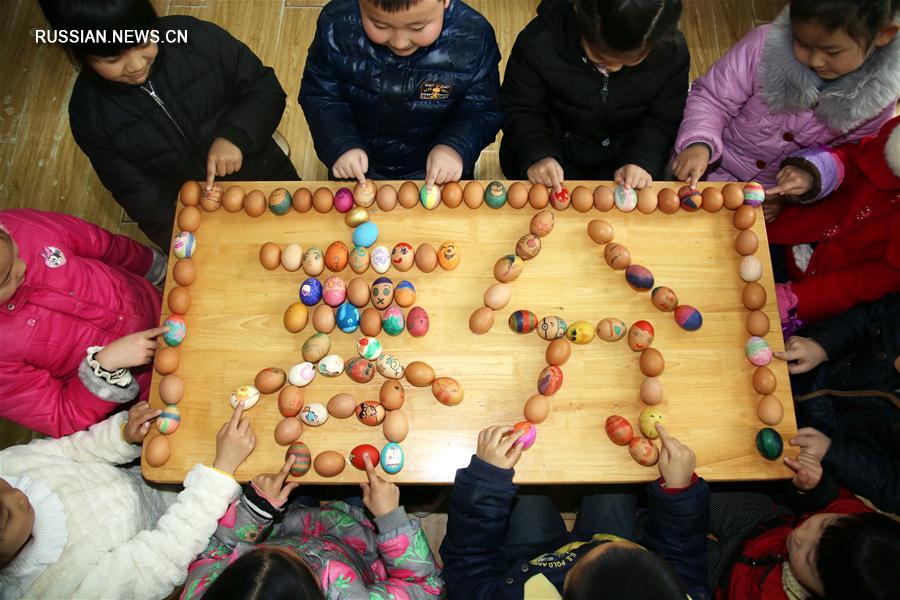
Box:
404, 361, 436, 387
144, 434, 171, 467
376, 184, 398, 211
587, 219, 615, 244
592, 185, 614, 211
167, 286, 191, 314
571, 185, 593, 212
483, 283, 512, 310
255, 367, 287, 394
722, 183, 744, 209
154, 346, 179, 375
735, 230, 759, 256
312, 187, 334, 213
640, 377, 664, 405
347, 278, 370, 307
159, 374, 184, 404
701, 187, 724, 212
639, 348, 665, 377
604, 243, 631, 270
442, 181, 464, 208
733, 204, 757, 230
200, 185, 222, 212
529, 184, 550, 209
244, 190, 266, 217
284, 302, 309, 333
415, 243, 438, 272
274, 417, 303, 446
383, 410, 409, 443
259, 242, 281, 270
752, 366, 777, 395
325, 241, 349, 272
327, 393, 357, 418
180, 180, 201, 206
507, 182, 529, 208
742, 282, 767, 310
313, 305, 336, 333
360, 308, 382, 336
279, 385, 305, 417
432, 377, 463, 405
292, 187, 313, 213
469, 306, 495, 334
757, 394, 784, 426
398, 181, 420, 208
172, 259, 196, 287
314, 450, 346, 477
658, 188, 680, 214
177, 206, 201, 232
463, 181, 484, 208
546, 338, 571, 366
637, 188, 658, 213
380, 380, 405, 410
221, 186, 245, 212
747, 310, 770, 336
524, 394, 550, 424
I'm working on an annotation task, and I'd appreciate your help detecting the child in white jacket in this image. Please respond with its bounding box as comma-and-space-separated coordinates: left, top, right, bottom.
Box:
0, 400, 256, 599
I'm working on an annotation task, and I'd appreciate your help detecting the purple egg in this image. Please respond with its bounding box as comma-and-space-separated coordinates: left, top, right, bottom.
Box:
299, 278, 323, 306
334, 187, 354, 213
513, 421, 537, 450
625, 265, 654, 291
407, 306, 430, 337
674, 304, 703, 331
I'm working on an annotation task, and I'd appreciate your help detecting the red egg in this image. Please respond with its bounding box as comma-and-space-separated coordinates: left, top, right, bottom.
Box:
350, 444, 380, 470
605, 415, 634, 446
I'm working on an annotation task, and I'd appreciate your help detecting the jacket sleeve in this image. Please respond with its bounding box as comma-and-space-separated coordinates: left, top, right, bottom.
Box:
299, 17, 368, 170
674, 26, 765, 162
71, 464, 241, 600
439, 456, 518, 600
642, 478, 711, 600
823, 438, 900, 514
432, 29, 504, 171
801, 300, 876, 362
0, 411, 140, 464
781, 472, 840, 513
781, 140, 859, 203
794, 261, 900, 323
368, 508, 445, 599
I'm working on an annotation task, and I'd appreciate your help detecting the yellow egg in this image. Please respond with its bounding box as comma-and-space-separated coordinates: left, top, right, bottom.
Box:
383, 410, 409, 443
639, 407, 665, 439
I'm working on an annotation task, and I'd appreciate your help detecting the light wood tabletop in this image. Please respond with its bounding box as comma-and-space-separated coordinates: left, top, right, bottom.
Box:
141, 180, 796, 484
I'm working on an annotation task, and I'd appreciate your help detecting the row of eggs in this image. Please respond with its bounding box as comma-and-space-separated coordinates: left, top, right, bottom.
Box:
284, 441, 405, 477
259, 240, 459, 275
285, 300, 429, 338
298, 276, 418, 311
507, 312, 657, 351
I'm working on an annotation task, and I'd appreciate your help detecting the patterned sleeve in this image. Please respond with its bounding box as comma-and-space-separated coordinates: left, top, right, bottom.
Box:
368, 508, 445, 599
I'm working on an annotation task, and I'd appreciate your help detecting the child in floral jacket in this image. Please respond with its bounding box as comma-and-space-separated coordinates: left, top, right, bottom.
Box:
181, 454, 444, 599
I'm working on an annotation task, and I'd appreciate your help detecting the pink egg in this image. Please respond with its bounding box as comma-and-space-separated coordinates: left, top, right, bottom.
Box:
334, 187, 354, 213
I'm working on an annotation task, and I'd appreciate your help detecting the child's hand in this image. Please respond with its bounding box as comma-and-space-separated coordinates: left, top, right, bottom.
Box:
773, 336, 827, 374
766, 166, 814, 199
789, 427, 832, 462
206, 138, 243, 189
763, 196, 787, 223
252, 455, 300, 500
784, 451, 824, 492
360, 454, 400, 517
656, 424, 696, 489
527, 157, 565, 195
333, 148, 369, 186
96, 326, 170, 371
426, 144, 463, 190
614, 164, 652, 190
476, 425, 524, 470
124, 401, 162, 444
671, 144, 710, 188
212, 401, 256, 474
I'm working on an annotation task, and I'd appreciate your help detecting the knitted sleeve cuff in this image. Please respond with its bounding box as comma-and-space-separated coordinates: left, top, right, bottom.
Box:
782, 146, 845, 203
78, 350, 139, 404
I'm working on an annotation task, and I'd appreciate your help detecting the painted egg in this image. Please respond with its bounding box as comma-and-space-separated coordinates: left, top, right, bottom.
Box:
625, 265, 654, 292
753, 366, 777, 395
302, 248, 325, 276
371, 246, 391, 274
154, 346, 179, 375
259, 242, 281, 270
550, 187, 570, 210
639, 407, 665, 439
394, 280, 416, 307
516, 234, 542, 260
347, 278, 370, 307
391, 242, 415, 271
678, 186, 702, 211
283, 302, 309, 333
144, 434, 171, 467
317, 354, 344, 377
345, 206, 369, 228
537, 365, 563, 396
414, 243, 438, 273
420, 184, 442, 209
325, 241, 349, 272
614, 185, 638, 212
529, 184, 550, 209
314, 451, 346, 477
383, 410, 409, 442
299, 278, 323, 306
348, 246, 370, 274
743, 181, 765, 207
674, 305, 703, 331
380, 380, 405, 410
333, 187, 354, 213
604, 243, 631, 270
740, 256, 763, 282
360, 308, 382, 336
354, 179, 377, 207
523, 394, 549, 423
508, 309, 538, 334
757, 394, 784, 426
281, 243, 303, 272
172, 258, 196, 287
173, 231, 196, 259
159, 374, 184, 405
382, 305, 405, 336
346, 357, 376, 384
605, 415, 633, 446
640, 348, 665, 377
302, 333, 332, 363
438, 241, 460, 270
286, 442, 312, 476
381, 442, 405, 474
628, 320, 655, 351
377, 353, 405, 379
494, 255, 524, 283
288, 362, 316, 387
537, 315, 568, 340
746, 336, 773, 366
352, 222, 379, 248
156, 404, 181, 434
254, 367, 286, 394
350, 444, 381, 470
162, 315, 186, 346
274, 417, 303, 445
278, 385, 304, 417
327, 393, 357, 419
566, 321, 595, 344
336, 302, 361, 333
484, 180, 508, 208
407, 306, 430, 337
357, 336, 382, 360
530, 211, 556, 237
322, 276, 347, 307
299, 402, 329, 426
356, 401, 386, 426
230, 385, 260, 409
596, 318, 627, 342
268, 187, 292, 215
431, 376, 463, 406
546, 338, 571, 366
640, 377, 664, 405
507, 181, 529, 208
512, 421, 537, 450
405, 361, 435, 387
200, 184, 222, 211
587, 219, 614, 244
755, 427, 783, 460
370, 277, 394, 309
650, 287, 678, 312
628, 437, 659, 466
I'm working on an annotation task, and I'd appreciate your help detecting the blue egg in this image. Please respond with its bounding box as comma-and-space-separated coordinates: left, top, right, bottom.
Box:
484, 181, 507, 209
625, 265, 654, 292
352, 222, 379, 248
299, 278, 323, 306
381, 442, 404, 474
336, 302, 360, 333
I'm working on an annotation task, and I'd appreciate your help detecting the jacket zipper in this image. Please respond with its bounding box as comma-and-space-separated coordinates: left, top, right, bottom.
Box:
581, 55, 610, 105
140, 80, 189, 141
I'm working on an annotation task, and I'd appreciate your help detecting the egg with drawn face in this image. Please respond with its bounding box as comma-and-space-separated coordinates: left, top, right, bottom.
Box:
371, 245, 390, 273
371, 277, 394, 309
628, 320, 655, 351
348, 246, 370, 273
302, 248, 324, 276
391, 243, 415, 271
438, 241, 460, 270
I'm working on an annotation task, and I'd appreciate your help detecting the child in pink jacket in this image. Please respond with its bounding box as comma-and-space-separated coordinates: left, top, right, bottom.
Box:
672, 0, 899, 190
0, 209, 166, 437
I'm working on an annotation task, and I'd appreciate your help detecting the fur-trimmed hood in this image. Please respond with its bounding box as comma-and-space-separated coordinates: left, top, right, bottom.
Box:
760, 7, 900, 133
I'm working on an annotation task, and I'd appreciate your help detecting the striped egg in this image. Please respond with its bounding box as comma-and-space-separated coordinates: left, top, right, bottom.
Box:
286, 442, 312, 476
156, 404, 181, 434
743, 182, 765, 207
508, 310, 538, 334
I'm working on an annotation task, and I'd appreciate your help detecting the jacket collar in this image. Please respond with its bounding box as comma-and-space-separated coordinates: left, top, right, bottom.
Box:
759, 8, 900, 133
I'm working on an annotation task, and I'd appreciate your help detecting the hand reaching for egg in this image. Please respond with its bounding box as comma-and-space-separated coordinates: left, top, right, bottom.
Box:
476, 425, 525, 470
614, 164, 653, 190
526, 157, 565, 195
212, 401, 257, 475
773, 336, 827, 374
360, 454, 400, 517
252, 455, 300, 502
655, 424, 696, 489
206, 137, 243, 189
425, 144, 463, 191
124, 401, 163, 444
96, 326, 170, 371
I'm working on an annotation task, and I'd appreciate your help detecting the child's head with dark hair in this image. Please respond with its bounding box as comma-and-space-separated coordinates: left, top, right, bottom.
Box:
783, 512, 900, 599
789, 0, 899, 80
562, 541, 686, 600
200, 546, 325, 600
574, 0, 683, 72
359, 0, 449, 57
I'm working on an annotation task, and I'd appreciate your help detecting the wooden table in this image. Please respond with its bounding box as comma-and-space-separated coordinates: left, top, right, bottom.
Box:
142, 181, 796, 484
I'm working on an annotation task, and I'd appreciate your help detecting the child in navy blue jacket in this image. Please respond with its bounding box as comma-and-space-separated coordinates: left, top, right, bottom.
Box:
299, 0, 503, 187
440, 424, 710, 600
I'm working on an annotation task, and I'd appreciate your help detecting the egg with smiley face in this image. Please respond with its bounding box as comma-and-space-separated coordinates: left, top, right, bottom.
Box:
302, 247, 324, 276
371, 277, 394, 309
628, 320, 655, 351
391, 243, 414, 272
438, 241, 460, 270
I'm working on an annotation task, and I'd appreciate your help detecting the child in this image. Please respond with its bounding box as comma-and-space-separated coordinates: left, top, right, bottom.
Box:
299, 0, 503, 188
0, 209, 166, 437
0, 400, 256, 599
181, 454, 444, 599
439, 424, 709, 600
39, 0, 299, 250
500, 0, 689, 192
672, 0, 900, 189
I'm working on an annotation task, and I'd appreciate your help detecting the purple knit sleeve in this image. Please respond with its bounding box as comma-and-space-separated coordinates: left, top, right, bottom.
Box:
781, 145, 845, 203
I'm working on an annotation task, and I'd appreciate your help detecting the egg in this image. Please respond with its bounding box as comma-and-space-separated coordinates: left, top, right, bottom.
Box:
314, 450, 346, 477
722, 183, 744, 209
438, 241, 460, 270
746, 336, 773, 366
415, 243, 438, 272
312, 187, 334, 213
360, 308, 383, 336
300, 278, 323, 305
628, 437, 659, 466
159, 374, 184, 404
637, 187, 658, 213
507, 182, 529, 208
352, 222, 379, 248
274, 417, 304, 446
742, 282, 767, 310
144, 434, 171, 467
614, 185, 637, 212
566, 321, 595, 344
371, 246, 391, 274
740, 256, 763, 282
523, 394, 549, 423
278, 385, 304, 417
292, 187, 313, 212
605, 415, 634, 446
348, 247, 370, 277
231, 385, 261, 409
509, 309, 538, 334
405, 361, 436, 387
255, 367, 286, 394
603, 243, 631, 270
161, 314, 186, 347
154, 346, 179, 375
639, 348, 665, 376
516, 234, 542, 260
299, 402, 329, 426
371, 277, 394, 310
678, 185, 703, 211
302, 332, 331, 363
407, 306, 429, 337
537, 365, 564, 396
587, 219, 614, 244
733, 204, 756, 230
346, 357, 376, 383
392, 242, 415, 271
177, 206, 201, 232
756, 427, 784, 461
674, 305, 703, 331
333, 187, 354, 213
463, 181, 484, 208
628, 320, 654, 351
484, 181, 507, 208
753, 366, 777, 395
347, 278, 370, 307
283, 302, 309, 333
757, 394, 784, 425
345, 206, 369, 228
325, 241, 349, 272
172, 259, 196, 287
323, 276, 348, 307
350, 444, 381, 470
442, 181, 464, 208
570, 185, 592, 212
383, 410, 409, 443
469, 306, 495, 334
592, 185, 614, 211
244, 190, 267, 217
735, 230, 759, 256
376, 184, 398, 210
337, 299, 360, 333
483, 283, 512, 310
394, 280, 416, 307
259, 242, 281, 270
530, 210, 555, 237
431, 376, 463, 406
550, 186, 569, 210
639, 407, 665, 439
286, 442, 312, 477
179, 180, 201, 206
317, 354, 345, 377
381, 442, 405, 474
625, 265, 655, 292
494, 255, 524, 282
640, 377, 664, 405
529, 184, 550, 209
356, 401, 386, 425
281, 243, 303, 271
658, 188, 680, 214
747, 310, 770, 336
743, 182, 766, 207
537, 315, 568, 340
545, 338, 571, 366
701, 186, 724, 212
313, 305, 336, 333
156, 404, 181, 434
596, 318, 627, 342
380, 380, 405, 410
354, 179, 377, 207
376, 354, 405, 379
173, 231, 196, 259
288, 363, 317, 387
512, 421, 537, 450
302, 248, 325, 276
327, 393, 357, 418
268, 187, 292, 215
200, 184, 222, 211
651, 286, 678, 312
398, 181, 419, 208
